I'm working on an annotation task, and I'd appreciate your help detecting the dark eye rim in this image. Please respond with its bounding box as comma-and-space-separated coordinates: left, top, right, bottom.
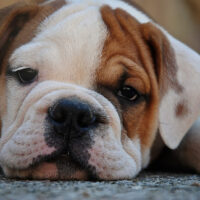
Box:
117, 85, 140, 101
17, 68, 38, 84
6, 66, 38, 85
116, 85, 150, 105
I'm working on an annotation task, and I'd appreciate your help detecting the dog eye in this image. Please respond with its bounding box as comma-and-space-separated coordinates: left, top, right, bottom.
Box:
16, 68, 38, 84
117, 85, 139, 101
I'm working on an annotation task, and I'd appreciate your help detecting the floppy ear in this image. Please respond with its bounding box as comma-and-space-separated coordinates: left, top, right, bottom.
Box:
0, 1, 39, 71
141, 22, 200, 149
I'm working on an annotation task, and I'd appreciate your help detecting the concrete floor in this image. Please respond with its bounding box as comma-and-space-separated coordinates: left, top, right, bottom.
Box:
0, 172, 200, 200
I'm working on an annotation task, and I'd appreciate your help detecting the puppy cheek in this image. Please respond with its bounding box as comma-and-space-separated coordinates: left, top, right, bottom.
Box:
0, 112, 56, 170
87, 127, 142, 180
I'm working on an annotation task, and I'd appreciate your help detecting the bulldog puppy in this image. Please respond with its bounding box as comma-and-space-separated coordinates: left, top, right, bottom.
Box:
0, 0, 200, 180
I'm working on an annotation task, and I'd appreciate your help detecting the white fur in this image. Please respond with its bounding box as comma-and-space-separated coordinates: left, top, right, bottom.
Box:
1, 0, 200, 179
88, 133, 141, 180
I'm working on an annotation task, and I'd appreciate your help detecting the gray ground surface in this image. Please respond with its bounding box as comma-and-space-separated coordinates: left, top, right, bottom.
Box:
0, 172, 200, 200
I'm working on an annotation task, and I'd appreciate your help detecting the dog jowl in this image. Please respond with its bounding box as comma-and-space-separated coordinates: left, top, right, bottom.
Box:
0, 0, 200, 180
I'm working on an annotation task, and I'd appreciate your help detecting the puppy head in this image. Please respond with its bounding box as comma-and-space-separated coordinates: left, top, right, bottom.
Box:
0, 0, 195, 180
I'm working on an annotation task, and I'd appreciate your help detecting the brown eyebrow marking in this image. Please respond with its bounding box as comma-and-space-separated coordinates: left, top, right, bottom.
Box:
0, 0, 66, 75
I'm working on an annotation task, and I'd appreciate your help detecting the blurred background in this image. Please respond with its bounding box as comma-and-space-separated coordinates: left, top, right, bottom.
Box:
133, 0, 200, 53
0, 0, 200, 53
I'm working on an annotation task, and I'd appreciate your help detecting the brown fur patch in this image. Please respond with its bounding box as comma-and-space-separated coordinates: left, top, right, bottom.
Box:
98, 4, 184, 155
98, 6, 160, 151
176, 101, 189, 117
140, 22, 183, 97
0, 3, 39, 73
98, 2, 182, 99
0, 0, 66, 74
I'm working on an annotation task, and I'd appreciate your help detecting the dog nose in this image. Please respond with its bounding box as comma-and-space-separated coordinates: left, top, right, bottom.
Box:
48, 99, 96, 137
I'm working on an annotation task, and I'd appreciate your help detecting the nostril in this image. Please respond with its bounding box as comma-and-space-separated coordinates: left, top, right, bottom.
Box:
48, 103, 68, 124
77, 109, 96, 128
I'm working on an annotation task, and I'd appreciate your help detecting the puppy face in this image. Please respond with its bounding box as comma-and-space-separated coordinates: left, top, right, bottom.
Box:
0, 0, 181, 180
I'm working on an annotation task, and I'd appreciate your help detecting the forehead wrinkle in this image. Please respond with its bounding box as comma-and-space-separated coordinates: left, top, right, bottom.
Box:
97, 52, 150, 95
96, 55, 125, 87
125, 64, 151, 94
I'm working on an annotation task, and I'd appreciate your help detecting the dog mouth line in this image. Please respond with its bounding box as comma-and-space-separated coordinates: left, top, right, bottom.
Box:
29, 145, 78, 168
6, 143, 93, 179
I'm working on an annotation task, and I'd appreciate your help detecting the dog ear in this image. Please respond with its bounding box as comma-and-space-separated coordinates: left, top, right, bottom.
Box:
0, 1, 39, 71
140, 22, 200, 149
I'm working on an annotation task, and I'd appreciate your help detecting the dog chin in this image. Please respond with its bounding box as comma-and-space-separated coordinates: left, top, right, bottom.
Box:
2, 155, 89, 180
